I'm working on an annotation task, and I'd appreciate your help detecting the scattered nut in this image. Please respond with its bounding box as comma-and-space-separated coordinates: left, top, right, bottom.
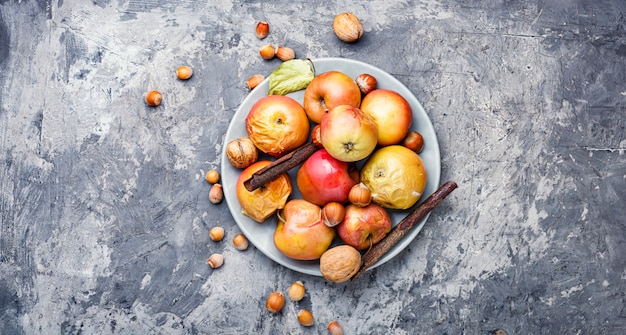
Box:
176, 65, 193, 80
266, 291, 285, 313
259, 44, 275, 60
333, 12, 364, 43
209, 226, 225, 241
144, 90, 162, 107
348, 183, 371, 207
247, 74, 265, 90
287, 281, 305, 301
327, 321, 344, 335
319, 245, 362, 283
209, 184, 223, 204
355, 73, 377, 96
225, 137, 258, 169
232, 233, 249, 251
208, 253, 224, 268
255, 21, 269, 39
311, 124, 323, 148
297, 309, 314, 327
403, 131, 424, 153
321, 202, 345, 227
205, 169, 220, 184
275, 46, 295, 61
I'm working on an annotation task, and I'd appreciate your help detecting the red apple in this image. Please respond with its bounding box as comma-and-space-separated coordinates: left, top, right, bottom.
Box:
320, 104, 378, 162
336, 203, 392, 250
274, 199, 337, 260
236, 160, 292, 223
246, 95, 310, 158
303, 71, 362, 124
359, 88, 413, 146
296, 148, 360, 206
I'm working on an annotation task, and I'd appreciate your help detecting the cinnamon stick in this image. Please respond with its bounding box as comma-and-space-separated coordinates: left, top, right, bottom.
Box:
244, 142, 318, 192
351, 180, 458, 281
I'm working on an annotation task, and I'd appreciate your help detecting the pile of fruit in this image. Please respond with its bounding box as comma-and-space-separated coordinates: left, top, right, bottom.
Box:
225, 62, 429, 282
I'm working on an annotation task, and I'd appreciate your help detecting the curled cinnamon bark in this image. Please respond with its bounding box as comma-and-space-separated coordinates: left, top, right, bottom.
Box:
244, 142, 318, 192
351, 180, 458, 281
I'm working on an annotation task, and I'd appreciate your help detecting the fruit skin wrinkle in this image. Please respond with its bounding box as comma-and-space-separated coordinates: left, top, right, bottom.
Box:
245, 95, 309, 158
360, 145, 427, 210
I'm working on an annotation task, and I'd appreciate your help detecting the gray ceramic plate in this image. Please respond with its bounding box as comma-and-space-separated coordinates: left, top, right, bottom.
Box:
221, 57, 441, 276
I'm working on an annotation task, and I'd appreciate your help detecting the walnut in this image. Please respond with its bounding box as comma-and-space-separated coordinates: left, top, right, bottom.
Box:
319, 245, 362, 283
226, 137, 258, 169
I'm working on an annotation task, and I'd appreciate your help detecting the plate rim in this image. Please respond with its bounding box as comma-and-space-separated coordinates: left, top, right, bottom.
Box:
220, 57, 441, 276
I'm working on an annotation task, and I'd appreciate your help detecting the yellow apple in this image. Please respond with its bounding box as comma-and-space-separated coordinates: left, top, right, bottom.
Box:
320, 105, 378, 162
360, 145, 427, 209
360, 89, 413, 146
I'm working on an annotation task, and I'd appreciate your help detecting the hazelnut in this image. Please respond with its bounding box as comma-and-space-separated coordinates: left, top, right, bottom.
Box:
275, 46, 295, 61
403, 131, 424, 153
319, 245, 361, 283
333, 12, 364, 43
208, 253, 224, 268
321, 202, 345, 227
259, 44, 275, 60
247, 74, 265, 90
327, 321, 344, 335
255, 21, 269, 39
297, 309, 314, 327
287, 281, 305, 301
232, 233, 249, 251
205, 169, 220, 184
209, 184, 223, 204
266, 291, 285, 313
355, 73, 377, 96
311, 124, 323, 148
209, 226, 224, 242
144, 90, 162, 107
348, 183, 371, 207
176, 66, 193, 80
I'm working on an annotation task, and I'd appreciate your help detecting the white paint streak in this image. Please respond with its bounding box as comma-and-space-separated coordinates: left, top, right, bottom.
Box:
140, 273, 152, 289
560, 284, 583, 298
580, 204, 588, 221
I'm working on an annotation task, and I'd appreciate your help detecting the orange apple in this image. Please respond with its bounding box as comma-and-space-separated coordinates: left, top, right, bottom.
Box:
320, 104, 378, 162
336, 203, 392, 250
359, 89, 413, 146
236, 160, 292, 223
360, 145, 427, 210
274, 199, 337, 260
303, 71, 362, 124
246, 95, 310, 158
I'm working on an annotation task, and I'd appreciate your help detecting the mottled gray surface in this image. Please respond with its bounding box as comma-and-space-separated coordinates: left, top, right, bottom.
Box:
1, 0, 625, 334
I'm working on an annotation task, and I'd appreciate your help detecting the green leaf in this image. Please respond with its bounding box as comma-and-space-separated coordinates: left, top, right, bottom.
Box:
268, 59, 314, 95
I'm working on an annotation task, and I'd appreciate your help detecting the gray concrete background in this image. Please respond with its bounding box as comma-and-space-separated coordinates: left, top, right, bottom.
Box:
1, 1, 625, 334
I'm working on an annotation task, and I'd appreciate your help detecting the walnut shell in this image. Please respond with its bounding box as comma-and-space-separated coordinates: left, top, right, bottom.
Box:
319, 245, 362, 283
333, 12, 364, 43
226, 137, 258, 169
